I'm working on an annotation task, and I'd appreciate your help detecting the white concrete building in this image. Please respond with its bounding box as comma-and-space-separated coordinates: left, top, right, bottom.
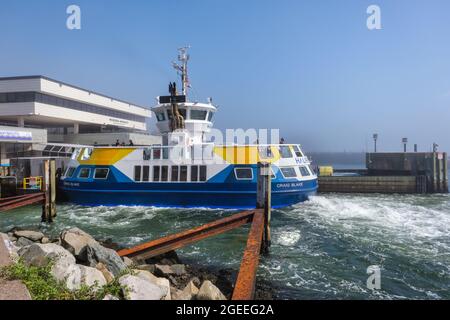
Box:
0, 76, 160, 145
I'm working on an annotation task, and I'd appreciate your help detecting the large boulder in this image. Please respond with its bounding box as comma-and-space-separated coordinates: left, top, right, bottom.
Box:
84, 243, 127, 276
14, 230, 44, 242
118, 275, 166, 300
54, 264, 107, 291
96, 263, 114, 283
133, 270, 171, 300
154, 264, 186, 277
172, 280, 199, 300
1, 233, 19, 262
19, 243, 75, 268
197, 280, 227, 300
60, 228, 98, 258
16, 237, 34, 247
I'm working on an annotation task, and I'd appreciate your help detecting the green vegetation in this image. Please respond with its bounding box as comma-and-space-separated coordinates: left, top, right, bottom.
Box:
0, 260, 127, 300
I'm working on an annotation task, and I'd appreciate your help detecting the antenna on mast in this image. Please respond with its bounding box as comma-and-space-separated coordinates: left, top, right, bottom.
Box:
172, 46, 191, 97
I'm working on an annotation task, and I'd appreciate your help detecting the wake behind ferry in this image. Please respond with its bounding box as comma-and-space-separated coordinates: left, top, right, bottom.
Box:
60, 48, 318, 209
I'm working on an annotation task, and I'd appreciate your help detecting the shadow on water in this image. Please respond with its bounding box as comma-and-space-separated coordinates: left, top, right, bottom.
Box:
1, 193, 449, 299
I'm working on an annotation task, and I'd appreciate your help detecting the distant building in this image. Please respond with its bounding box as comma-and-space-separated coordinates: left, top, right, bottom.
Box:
0, 75, 161, 146
0, 76, 161, 177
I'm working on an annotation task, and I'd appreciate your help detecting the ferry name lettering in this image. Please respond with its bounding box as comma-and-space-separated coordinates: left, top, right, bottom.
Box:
277, 182, 303, 188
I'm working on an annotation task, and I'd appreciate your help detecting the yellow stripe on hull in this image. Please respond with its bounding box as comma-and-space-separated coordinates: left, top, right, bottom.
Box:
78, 148, 135, 165
213, 146, 282, 164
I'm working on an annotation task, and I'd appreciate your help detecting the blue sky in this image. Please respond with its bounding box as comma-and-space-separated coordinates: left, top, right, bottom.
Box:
1, 0, 449, 152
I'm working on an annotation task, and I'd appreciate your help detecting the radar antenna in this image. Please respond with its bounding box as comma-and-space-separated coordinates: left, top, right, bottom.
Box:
172, 46, 191, 97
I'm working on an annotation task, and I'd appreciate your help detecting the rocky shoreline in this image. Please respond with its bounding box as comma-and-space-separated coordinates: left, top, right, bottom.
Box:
0, 227, 273, 300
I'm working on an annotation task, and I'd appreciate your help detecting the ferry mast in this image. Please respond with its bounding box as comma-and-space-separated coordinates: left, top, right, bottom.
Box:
172, 46, 190, 97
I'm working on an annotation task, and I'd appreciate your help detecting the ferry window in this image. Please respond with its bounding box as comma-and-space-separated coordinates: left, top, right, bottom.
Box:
299, 166, 310, 177
134, 166, 142, 182
293, 145, 303, 157
94, 168, 109, 179
153, 148, 161, 160
280, 167, 297, 178
171, 166, 179, 182
156, 113, 165, 121
65, 167, 76, 178
180, 166, 188, 182
78, 168, 91, 179
191, 166, 199, 182
258, 146, 273, 159
162, 148, 169, 160
235, 168, 253, 180
153, 166, 160, 182
279, 146, 293, 158
143, 149, 151, 160
191, 110, 207, 120
161, 166, 168, 182
199, 166, 207, 182
207, 112, 214, 122
143, 166, 150, 182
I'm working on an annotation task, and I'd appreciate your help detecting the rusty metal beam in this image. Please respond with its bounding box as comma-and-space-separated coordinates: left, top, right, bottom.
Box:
232, 210, 265, 300
117, 209, 260, 260
0, 193, 45, 212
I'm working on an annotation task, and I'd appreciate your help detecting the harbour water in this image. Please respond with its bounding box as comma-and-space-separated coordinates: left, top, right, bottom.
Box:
1, 192, 449, 299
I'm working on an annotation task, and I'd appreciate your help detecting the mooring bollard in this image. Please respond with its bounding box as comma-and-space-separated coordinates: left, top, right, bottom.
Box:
257, 162, 272, 254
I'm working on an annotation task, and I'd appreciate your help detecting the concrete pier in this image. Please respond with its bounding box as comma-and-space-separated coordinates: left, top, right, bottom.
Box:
318, 152, 448, 194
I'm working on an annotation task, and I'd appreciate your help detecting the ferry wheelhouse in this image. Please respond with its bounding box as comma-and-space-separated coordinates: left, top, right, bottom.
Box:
60, 49, 318, 209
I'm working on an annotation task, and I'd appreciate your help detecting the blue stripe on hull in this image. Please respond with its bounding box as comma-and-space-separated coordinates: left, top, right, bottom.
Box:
60, 179, 318, 209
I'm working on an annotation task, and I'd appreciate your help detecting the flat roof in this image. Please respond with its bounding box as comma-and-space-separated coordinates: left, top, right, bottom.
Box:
0, 75, 149, 110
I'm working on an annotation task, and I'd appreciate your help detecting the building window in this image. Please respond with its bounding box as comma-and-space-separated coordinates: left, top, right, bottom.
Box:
78, 168, 91, 179
134, 166, 142, 182
143, 166, 150, 182
278, 146, 293, 158
280, 167, 297, 178
234, 168, 253, 180
171, 166, 179, 182
161, 166, 168, 182
94, 168, 109, 179
199, 166, 207, 182
153, 166, 160, 182
298, 166, 310, 177
191, 166, 198, 182
191, 110, 207, 120
180, 166, 188, 182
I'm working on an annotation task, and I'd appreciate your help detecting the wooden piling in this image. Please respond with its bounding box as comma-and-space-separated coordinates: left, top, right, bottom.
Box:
257, 162, 271, 254
41, 159, 56, 223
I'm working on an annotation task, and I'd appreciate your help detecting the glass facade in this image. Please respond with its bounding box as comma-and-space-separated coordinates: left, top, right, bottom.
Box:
0, 91, 146, 123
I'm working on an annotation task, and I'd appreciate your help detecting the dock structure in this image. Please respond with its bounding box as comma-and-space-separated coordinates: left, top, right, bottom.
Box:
318, 152, 448, 194
117, 162, 272, 300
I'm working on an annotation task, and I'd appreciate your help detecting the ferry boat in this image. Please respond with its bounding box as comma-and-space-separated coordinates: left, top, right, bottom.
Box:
60, 48, 318, 209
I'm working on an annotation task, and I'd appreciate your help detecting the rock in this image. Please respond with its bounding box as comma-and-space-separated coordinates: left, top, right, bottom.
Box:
197, 280, 227, 300
191, 277, 201, 288
19, 243, 75, 268
123, 256, 134, 267
1, 233, 19, 262
154, 264, 173, 277
14, 230, 44, 242
55, 264, 106, 291
16, 237, 34, 247
60, 227, 98, 258
172, 280, 199, 300
136, 264, 155, 273
118, 275, 166, 300
145, 251, 181, 265
96, 263, 114, 283
171, 264, 186, 275
134, 270, 171, 300
41, 237, 50, 244
103, 294, 120, 300
84, 242, 127, 277
9, 236, 17, 242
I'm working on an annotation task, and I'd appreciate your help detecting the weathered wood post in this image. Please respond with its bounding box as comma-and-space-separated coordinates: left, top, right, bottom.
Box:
257, 162, 271, 254
41, 159, 56, 223
41, 160, 50, 222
